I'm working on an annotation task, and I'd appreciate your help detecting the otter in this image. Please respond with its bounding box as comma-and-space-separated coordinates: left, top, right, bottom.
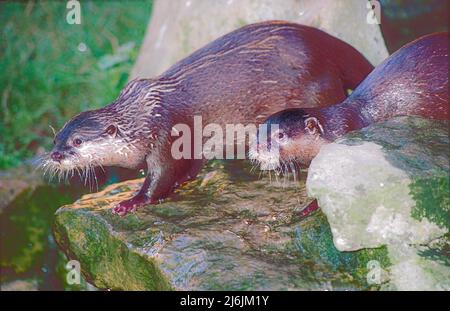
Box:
43, 21, 373, 216
250, 32, 448, 216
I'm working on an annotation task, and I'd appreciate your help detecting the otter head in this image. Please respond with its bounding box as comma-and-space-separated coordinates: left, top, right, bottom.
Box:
249, 109, 329, 172
44, 109, 146, 179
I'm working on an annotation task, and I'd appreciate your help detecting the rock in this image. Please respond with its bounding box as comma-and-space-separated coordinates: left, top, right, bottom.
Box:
54, 161, 389, 290
307, 116, 450, 290
130, 0, 388, 79
0, 279, 39, 291
0, 162, 44, 213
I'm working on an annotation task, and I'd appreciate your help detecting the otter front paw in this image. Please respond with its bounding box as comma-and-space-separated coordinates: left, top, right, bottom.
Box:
112, 194, 151, 216
298, 199, 320, 219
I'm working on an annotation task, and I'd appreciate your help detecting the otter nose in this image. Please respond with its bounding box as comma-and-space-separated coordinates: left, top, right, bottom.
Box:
51, 151, 64, 162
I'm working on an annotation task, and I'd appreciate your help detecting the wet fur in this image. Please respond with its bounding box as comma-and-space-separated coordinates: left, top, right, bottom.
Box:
42, 21, 374, 214
252, 32, 449, 171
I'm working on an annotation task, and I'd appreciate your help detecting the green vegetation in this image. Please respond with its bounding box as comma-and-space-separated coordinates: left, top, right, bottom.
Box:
0, 1, 152, 168
410, 172, 450, 229
291, 212, 390, 287
54, 207, 172, 290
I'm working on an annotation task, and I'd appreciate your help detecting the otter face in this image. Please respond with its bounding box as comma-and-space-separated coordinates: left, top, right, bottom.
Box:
42, 110, 144, 181
249, 109, 328, 172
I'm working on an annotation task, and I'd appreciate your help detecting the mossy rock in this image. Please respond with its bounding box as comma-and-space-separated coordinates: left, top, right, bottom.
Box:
54, 161, 389, 290
307, 116, 450, 290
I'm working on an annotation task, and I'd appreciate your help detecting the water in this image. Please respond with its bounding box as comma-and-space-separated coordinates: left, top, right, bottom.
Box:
0, 165, 140, 290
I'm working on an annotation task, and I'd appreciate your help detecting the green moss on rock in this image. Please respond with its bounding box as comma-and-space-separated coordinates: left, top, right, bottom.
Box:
307, 116, 449, 290
410, 172, 450, 229
53, 161, 393, 290
54, 208, 171, 290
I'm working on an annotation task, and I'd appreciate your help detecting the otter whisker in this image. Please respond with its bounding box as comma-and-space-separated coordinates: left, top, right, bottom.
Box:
49, 124, 57, 138
82, 164, 89, 187
40, 161, 51, 177
85, 164, 91, 188
86, 163, 97, 192
75, 166, 83, 182
86, 165, 92, 191
33, 153, 49, 172
87, 165, 93, 190
49, 165, 58, 181
86, 164, 92, 191
97, 162, 106, 174
66, 168, 72, 183
44, 162, 56, 180
59, 168, 65, 183
57, 167, 62, 183
274, 169, 280, 184
282, 165, 288, 186
290, 162, 297, 183
90, 163, 99, 192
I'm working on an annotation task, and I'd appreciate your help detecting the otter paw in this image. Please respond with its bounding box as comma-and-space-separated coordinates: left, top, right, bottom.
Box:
112, 195, 150, 217
298, 200, 320, 219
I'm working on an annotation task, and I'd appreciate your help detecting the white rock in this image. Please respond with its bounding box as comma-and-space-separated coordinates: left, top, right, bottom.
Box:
307, 142, 445, 252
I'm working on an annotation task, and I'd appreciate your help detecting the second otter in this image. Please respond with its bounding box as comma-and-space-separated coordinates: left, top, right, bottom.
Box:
250, 33, 449, 171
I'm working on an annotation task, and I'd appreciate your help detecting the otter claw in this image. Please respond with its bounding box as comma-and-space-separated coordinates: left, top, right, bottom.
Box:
112, 195, 150, 216
112, 203, 136, 217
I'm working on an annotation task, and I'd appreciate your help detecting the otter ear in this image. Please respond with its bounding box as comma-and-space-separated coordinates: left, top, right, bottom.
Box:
304, 117, 323, 135
105, 124, 117, 137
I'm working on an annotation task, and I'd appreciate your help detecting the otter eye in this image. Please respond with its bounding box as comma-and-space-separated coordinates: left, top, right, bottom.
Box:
274, 131, 286, 141
106, 125, 117, 136
73, 138, 82, 147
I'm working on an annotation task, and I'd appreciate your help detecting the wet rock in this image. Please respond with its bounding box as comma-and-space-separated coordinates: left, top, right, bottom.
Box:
54, 161, 389, 290
307, 116, 450, 290
130, 0, 388, 79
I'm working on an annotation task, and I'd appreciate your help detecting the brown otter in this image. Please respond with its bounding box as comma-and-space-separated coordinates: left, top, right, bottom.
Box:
250, 32, 448, 216
42, 21, 373, 216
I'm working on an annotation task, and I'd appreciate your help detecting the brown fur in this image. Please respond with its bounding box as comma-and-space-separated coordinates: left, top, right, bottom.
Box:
253, 32, 449, 169
47, 21, 374, 216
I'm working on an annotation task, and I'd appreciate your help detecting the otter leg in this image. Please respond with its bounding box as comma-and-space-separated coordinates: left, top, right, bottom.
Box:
112, 174, 153, 216
298, 199, 320, 219
112, 161, 182, 216
112, 158, 204, 216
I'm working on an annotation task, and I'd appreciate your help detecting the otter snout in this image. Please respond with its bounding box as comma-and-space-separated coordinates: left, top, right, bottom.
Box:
51, 151, 65, 162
